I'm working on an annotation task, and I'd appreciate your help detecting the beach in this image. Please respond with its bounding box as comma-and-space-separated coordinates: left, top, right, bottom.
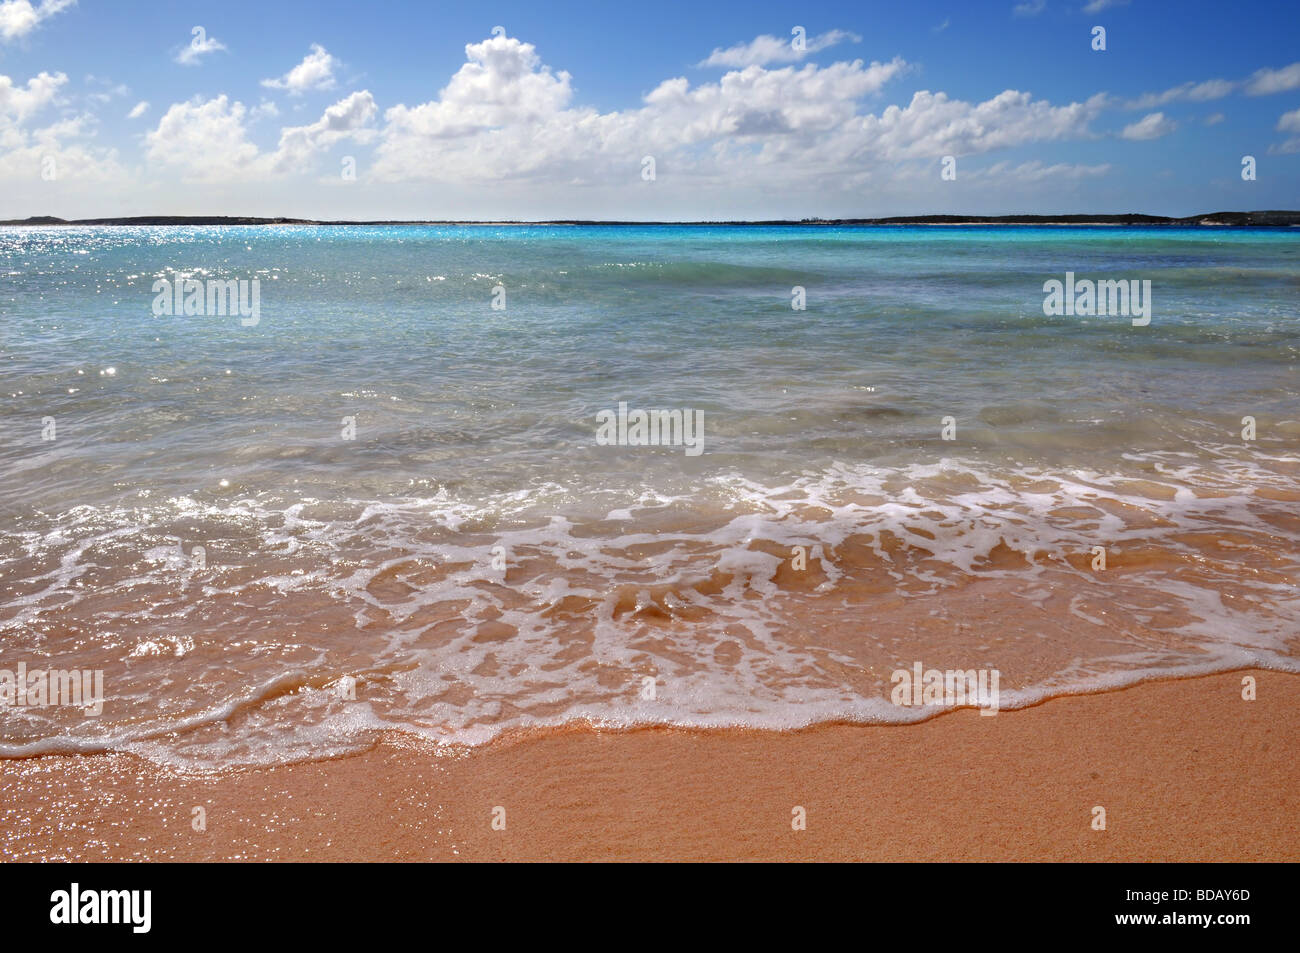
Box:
4, 0, 1300, 890
1, 224, 1297, 862
2, 669, 1294, 862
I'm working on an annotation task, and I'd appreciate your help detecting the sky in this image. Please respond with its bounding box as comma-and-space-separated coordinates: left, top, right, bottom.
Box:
1, 0, 1298, 219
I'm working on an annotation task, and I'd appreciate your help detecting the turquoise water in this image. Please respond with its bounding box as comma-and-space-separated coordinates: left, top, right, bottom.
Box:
1, 225, 1298, 765
3, 225, 1298, 506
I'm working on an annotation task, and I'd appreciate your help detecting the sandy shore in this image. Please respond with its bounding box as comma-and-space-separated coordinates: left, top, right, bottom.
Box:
1, 668, 1295, 862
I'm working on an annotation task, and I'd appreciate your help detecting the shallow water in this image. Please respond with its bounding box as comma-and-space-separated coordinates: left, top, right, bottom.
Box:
1, 225, 1297, 767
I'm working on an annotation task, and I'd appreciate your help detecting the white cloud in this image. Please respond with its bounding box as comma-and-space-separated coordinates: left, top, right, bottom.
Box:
1083, 0, 1129, 12
0, 0, 74, 41
0, 128, 124, 183
0, 68, 125, 185
1127, 60, 1300, 110
641, 59, 909, 142
1126, 78, 1235, 109
262, 44, 338, 94
975, 159, 1111, 182
144, 91, 377, 182
272, 90, 376, 171
1246, 62, 1300, 95
0, 69, 64, 122
699, 29, 860, 68
1121, 111, 1176, 140
373, 38, 912, 184
1273, 107, 1300, 154
144, 95, 259, 180
850, 88, 1106, 160
8, 29, 1137, 209
1013, 1, 1046, 17
127, 100, 149, 119
379, 34, 575, 145
370, 32, 1103, 192
1204, 112, 1224, 126
86, 80, 128, 105
174, 29, 226, 66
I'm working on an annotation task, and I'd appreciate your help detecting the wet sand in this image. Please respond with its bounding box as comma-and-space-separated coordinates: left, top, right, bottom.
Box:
1, 669, 1295, 862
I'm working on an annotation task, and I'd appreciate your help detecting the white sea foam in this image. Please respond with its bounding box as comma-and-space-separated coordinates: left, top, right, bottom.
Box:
2, 451, 1296, 768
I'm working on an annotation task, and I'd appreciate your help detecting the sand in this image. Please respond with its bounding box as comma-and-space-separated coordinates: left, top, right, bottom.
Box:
1, 668, 1294, 862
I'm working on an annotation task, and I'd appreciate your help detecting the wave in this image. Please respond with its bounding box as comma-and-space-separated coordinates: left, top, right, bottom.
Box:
2, 454, 1297, 768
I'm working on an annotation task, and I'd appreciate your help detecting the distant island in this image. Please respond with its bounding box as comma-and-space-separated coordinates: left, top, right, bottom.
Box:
2, 211, 1299, 227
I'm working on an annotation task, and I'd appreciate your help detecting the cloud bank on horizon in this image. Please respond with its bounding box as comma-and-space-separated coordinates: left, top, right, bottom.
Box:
1, 0, 1298, 219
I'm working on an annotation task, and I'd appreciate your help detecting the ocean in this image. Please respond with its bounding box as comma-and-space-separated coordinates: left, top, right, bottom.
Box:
1, 224, 1297, 767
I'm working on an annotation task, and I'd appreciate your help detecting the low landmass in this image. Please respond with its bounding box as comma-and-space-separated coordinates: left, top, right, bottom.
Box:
2, 210, 1299, 227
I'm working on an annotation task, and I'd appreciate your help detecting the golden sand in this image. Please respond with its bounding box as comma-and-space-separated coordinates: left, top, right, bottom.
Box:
1, 669, 1294, 862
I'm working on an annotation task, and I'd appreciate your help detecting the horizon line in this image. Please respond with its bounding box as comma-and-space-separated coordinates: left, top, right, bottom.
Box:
4, 210, 1300, 228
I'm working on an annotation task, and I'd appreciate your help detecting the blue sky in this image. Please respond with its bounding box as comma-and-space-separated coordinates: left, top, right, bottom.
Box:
1, 0, 1297, 218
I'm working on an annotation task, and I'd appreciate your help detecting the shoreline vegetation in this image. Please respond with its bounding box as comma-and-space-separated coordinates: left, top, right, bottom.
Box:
3, 210, 1300, 227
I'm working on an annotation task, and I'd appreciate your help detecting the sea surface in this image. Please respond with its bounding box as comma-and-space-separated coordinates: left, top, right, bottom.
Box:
1, 224, 1297, 767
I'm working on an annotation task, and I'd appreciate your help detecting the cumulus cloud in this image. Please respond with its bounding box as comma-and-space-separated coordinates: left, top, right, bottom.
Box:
12, 29, 1125, 205
1273, 107, 1300, 154
382, 33, 573, 142
1246, 61, 1300, 95
0, 0, 74, 41
368, 33, 1105, 193
174, 29, 226, 66
374, 35, 577, 178
850, 88, 1106, 159
144, 91, 376, 182
127, 100, 149, 119
0, 69, 65, 122
641, 59, 909, 142
271, 90, 376, 171
0, 120, 124, 181
144, 95, 260, 180
0, 68, 125, 184
262, 44, 338, 94
1121, 111, 1176, 140
698, 29, 860, 68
